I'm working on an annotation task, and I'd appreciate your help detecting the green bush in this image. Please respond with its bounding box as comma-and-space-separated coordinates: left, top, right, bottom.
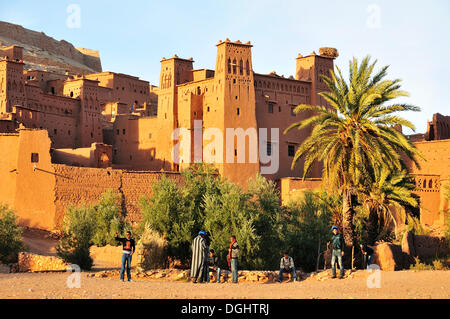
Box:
138, 167, 339, 272
91, 189, 130, 247
282, 191, 333, 272
0, 205, 24, 263
203, 179, 260, 270
137, 223, 168, 271
56, 204, 96, 270
139, 175, 193, 265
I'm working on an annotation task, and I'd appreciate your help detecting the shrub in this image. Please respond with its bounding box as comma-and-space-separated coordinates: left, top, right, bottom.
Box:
136, 223, 168, 271
91, 189, 130, 247
246, 174, 284, 269
203, 179, 260, 270
405, 215, 431, 236
56, 205, 96, 270
0, 205, 24, 263
139, 175, 193, 265
282, 191, 333, 272
410, 257, 433, 270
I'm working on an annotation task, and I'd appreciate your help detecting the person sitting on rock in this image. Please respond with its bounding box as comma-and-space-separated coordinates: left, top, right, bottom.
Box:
206, 249, 221, 283
360, 243, 375, 269
277, 251, 297, 283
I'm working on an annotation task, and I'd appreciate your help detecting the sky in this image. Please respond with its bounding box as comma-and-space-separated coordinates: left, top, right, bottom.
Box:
1, 0, 449, 134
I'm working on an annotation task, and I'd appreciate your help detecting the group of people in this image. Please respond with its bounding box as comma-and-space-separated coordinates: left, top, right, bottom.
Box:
112, 225, 375, 283
190, 231, 240, 283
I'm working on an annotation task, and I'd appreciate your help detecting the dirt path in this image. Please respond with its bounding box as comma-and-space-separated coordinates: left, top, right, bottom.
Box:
0, 270, 448, 299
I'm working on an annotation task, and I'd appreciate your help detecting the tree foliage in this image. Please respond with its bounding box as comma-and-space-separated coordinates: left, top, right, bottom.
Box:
0, 205, 24, 263
284, 55, 421, 247
56, 205, 96, 270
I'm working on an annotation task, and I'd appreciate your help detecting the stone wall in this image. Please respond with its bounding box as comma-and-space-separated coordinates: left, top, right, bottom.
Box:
52, 164, 184, 227
17, 252, 68, 272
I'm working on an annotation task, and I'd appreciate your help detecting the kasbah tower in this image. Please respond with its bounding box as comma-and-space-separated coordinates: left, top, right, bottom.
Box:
113, 38, 337, 185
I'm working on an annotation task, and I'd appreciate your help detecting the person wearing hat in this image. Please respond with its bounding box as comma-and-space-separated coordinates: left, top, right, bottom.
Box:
190, 231, 208, 283
329, 225, 345, 279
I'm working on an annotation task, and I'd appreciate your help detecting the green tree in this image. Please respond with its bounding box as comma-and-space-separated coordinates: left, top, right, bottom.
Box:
91, 189, 129, 247
0, 205, 24, 263
359, 168, 418, 244
284, 56, 421, 247
56, 205, 96, 270
246, 174, 285, 269
203, 180, 260, 270
282, 191, 333, 272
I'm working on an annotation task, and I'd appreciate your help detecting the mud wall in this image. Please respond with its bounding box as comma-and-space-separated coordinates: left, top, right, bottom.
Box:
52, 165, 184, 228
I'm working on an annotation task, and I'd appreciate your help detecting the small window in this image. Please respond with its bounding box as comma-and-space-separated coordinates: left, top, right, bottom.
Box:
123, 129, 126, 135
288, 145, 295, 157
116, 129, 120, 135
291, 107, 296, 116
54, 128, 57, 135
237, 108, 240, 116
207, 106, 210, 112
268, 103, 274, 114
31, 153, 39, 163
149, 133, 152, 139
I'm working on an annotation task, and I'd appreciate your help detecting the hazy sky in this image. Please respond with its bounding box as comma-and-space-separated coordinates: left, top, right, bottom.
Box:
1, 0, 449, 134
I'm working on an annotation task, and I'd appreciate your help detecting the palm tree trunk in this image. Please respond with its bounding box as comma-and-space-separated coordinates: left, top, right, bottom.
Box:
367, 207, 378, 245
341, 190, 355, 247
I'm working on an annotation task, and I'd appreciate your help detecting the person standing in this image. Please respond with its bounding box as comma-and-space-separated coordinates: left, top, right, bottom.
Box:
190, 231, 207, 283
329, 225, 345, 279
115, 231, 135, 282
227, 236, 239, 283
277, 252, 297, 283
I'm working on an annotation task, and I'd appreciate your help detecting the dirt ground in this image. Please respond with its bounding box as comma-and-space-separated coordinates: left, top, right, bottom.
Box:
0, 270, 448, 299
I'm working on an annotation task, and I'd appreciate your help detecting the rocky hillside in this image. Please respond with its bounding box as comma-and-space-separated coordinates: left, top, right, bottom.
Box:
0, 21, 102, 75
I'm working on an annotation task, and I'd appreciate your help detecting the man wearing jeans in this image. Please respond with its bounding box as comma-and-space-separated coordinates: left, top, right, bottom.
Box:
227, 236, 239, 283
206, 249, 221, 283
277, 252, 297, 283
115, 231, 135, 282
330, 225, 345, 279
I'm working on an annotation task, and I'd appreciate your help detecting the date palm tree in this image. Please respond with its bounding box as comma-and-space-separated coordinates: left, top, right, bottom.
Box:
359, 168, 419, 245
284, 56, 421, 247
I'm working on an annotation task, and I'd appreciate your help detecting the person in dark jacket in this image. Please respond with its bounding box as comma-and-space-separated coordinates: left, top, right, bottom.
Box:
206, 249, 221, 283
115, 231, 136, 282
329, 225, 345, 279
